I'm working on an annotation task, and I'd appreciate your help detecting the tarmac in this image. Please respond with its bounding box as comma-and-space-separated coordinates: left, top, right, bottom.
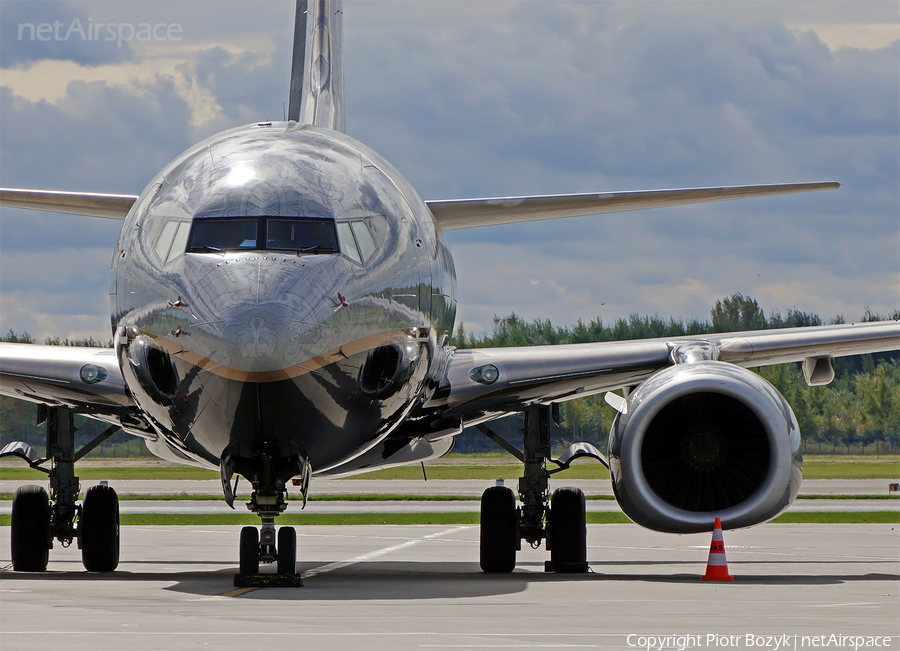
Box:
1, 524, 898, 651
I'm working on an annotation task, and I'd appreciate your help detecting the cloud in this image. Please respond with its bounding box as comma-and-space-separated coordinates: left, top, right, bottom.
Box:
1, 1, 136, 68
0, 1, 897, 342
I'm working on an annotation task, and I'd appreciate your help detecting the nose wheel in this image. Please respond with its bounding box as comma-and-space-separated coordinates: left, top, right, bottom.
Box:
277, 526, 297, 575
236, 525, 301, 586
239, 526, 260, 575
224, 448, 309, 587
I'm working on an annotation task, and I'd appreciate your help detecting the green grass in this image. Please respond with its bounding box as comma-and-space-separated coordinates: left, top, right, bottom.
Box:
1, 512, 896, 527
351, 463, 612, 480
1, 459, 897, 482
769, 512, 899, 524
795, 494, 899, 500
0, 512, 480, 527
0, 466, 219, 481
0, 493, 482, 502
1, 492, 896, 502
802, 461, 900, 480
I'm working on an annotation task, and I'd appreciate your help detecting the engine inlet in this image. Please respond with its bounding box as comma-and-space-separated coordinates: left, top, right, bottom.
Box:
641, 392, 770, 512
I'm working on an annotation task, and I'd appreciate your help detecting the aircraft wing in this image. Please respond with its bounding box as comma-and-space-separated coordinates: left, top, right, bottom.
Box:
434, 321, 900, 419
2, 182, 837, 226
0, 188, 136, 220
426, 182, 839, 230
0, 343, 135, 415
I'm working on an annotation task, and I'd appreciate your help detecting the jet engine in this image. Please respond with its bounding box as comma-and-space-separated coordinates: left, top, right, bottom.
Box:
121, 334, 178, 407
358, 335, 422, 399
608, 361, 802, 532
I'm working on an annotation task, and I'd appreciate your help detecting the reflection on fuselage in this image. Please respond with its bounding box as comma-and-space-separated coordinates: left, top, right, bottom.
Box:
111, 122, 457, 473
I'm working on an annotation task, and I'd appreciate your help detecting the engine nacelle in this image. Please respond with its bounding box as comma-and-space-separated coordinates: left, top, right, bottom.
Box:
608, 361, 802, 532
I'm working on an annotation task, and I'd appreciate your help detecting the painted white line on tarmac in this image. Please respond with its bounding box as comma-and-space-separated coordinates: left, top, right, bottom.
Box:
301, 524, 472, 579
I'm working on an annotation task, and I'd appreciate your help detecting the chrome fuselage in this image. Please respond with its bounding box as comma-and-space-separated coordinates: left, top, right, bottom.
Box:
112, 122, 456, 474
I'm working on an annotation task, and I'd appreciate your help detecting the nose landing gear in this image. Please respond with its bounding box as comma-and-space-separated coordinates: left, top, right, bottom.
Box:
225, 449, 309, 588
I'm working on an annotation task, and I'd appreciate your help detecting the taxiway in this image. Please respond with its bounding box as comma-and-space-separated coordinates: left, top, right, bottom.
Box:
1, 524, 898, 651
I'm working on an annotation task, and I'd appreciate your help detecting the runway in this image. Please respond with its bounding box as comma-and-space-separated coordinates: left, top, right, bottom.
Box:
1, 524, 898, 651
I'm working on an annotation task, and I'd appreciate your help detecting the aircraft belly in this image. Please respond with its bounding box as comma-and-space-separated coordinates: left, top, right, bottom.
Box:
161, 348, 420, 472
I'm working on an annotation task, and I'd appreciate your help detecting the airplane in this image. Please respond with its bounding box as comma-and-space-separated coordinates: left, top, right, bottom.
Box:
1, 0, 898, 579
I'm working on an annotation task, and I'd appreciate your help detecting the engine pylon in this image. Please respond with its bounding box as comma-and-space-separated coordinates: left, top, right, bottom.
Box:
700, 517, 734, 581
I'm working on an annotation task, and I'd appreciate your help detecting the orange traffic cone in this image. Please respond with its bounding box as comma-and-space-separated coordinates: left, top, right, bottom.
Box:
701, 517, 734, 581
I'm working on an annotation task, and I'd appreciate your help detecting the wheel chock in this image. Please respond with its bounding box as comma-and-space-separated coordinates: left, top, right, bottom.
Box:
233, 573, 304, 588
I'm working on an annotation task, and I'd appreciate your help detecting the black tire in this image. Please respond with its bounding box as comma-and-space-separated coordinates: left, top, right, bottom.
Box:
479, 486, 518, 573
277, 526, 297, 575
239, 526, 259, 575
548, 487, 587, 573
81, 485, 120, 572
11, 485, 51, 572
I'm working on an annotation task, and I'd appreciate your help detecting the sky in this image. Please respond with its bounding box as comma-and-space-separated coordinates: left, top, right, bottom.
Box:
1, 0, 898, 343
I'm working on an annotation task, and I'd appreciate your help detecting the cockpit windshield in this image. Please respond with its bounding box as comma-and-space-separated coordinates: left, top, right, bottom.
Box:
190, 219, 257, 251
187, 217, 337, 254
267, 219, 337, 252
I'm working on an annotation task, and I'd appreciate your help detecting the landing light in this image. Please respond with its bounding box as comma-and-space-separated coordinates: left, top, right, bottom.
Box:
470, 364, 499, 385
79, 364, 108, 384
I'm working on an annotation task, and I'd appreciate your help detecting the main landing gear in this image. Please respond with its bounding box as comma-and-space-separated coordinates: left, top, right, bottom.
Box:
222, 447, 310, 587
3, 407, 121, 573
476, 404, 605, 574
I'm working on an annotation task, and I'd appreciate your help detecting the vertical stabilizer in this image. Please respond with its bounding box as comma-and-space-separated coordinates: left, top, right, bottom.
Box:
287, 0, 345, 133
287, 0, 308, 123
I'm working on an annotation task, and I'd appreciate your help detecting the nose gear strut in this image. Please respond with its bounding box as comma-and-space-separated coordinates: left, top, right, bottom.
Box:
222, 446, 310, 587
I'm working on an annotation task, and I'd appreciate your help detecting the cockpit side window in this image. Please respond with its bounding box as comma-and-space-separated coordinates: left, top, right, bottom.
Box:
336, 222, 362, 264
155, 221, 179, 261
168, 222, 191, 263
336, 219, 380, 266
351, 221, 377, 263
155, 220, 192, 265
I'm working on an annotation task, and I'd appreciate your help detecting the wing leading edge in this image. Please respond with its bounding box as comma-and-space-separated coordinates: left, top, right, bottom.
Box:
431, 321, 900, 420
0, 182, 838, 225
0, 188, 137, 220
426, 182, 840, 230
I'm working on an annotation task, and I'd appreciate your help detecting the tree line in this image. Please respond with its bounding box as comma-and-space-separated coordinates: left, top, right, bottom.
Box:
1, 294, 897, 458
0, 330, 148, 458
450, 294, 899, 456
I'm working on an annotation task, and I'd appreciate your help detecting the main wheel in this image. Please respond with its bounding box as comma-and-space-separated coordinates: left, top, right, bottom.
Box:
11, 485, 51, 572
239, 526, 259, 575
548, 487, 587, 573
277, 526, 297, 575
479, 486, 518, 573
81, 484, 120, 572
